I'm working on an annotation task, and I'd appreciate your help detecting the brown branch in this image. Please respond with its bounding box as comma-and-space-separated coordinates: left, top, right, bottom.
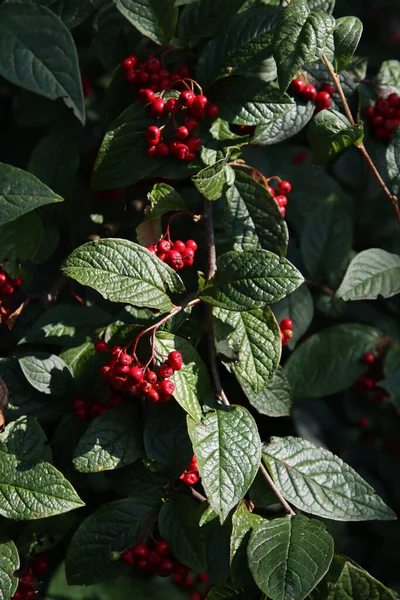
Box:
259, 463, 295, 516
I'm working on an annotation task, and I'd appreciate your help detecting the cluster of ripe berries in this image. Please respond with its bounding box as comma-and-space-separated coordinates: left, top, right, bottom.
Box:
356, 351, 391, 430
72, 394, 123, 421
267, 179, 292, 218
280, 318, 294, 346
0, 269, 22, 297
147, 238, 197, 271
11, 553, 49, 600
180, 455, 199, 486
363, 92, 400, 141
95, 339, 182, 403
121, 541, 208, 600
122, 54, 191, 94
289, 78, 335, 112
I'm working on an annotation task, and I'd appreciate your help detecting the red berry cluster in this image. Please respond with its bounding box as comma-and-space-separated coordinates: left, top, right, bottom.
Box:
267, 179, 292, 217
280, 318, 293, 346
289, 79, 335, 112
180, 455, 199, 486
363, 93, 400, 141
72, 394, 123, 421
356, 351, 388, 405
147, 238, 197, 271
0, 268, 23, 327
95, 340, 182, 403
0, 269, 21, 298
11, 553, 49, 600
122, 55, 191, 94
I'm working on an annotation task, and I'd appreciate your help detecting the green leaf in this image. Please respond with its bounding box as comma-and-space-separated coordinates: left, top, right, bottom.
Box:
62, 239, 184, 312
333, 17, 363, 73
271, 284, 314, 350
19, 352, 74, 396
0, 162, 63, 226
0, 540, 19, 600
308, 109, 364, 165
28, 132, 79, 196
213, 306, 281, 394
273, 0, 335, 92
224, 170, 288, 256
192, 159, 229, 201
301, 197, 353, 284
177, 0, 247, 43
0, 212, 43, 272
66, 499, 155, 585
248, 514, 334, 600
143, 402, 193, 478
386, 127, 400, 195
28, 0, 102, 28
200, 250, 304, 311
376, 59, 400, 88
73, 406, 143, 473
252, 100, 315, 145
60, 342, 106, 394
230, 501, 262, 587
197, 6, 281, 87
0, 3, 85, 123
145, 183, 186, 221
199, 504, 231, 585
107, 461, 167, 508
336, 249, 400, 301
244, 366, 292, 417
154, 332, 209, 422
2, 416, 49, 463
285, 324, 381, 397
0, 453, 84, 520
263, 436, 396, 521
115, 0, 178, 44
187, 405, 261, 522
206, 586, 253, 600
158, 495, 207, 572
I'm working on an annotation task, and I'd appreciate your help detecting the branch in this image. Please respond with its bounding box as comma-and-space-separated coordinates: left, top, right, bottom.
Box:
305, 279, 334, 297
259, 463, 295, 516
322, 54, 400, 223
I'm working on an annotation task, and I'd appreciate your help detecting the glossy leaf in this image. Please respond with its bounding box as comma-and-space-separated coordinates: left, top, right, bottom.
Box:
0, 162, 63, 226
334, 16, 363, 73
308, 110, 364, 165
252, 100, 314, 145
177, 0, 247, 43
29, 0, 102, 28
3, 415, 48, 463
0, 540, 19, 600
200, 250, 304, 311
336, 248, 400, 301
187, 405, 261, 522
145, 183, 185, 221
263, 437, 396, 521
62, 239, 184, 311
19, 352, 74, 396
230, 501, 262, 587
115, 0, 178, 45
0, 3, 85, 123
192, 159, 229, 201
244, 366, 292, 417
248, 514, 334, 600
28, 132, 79, 195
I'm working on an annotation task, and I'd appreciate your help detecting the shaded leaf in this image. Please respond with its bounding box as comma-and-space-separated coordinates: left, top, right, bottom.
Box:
0, 540, 19, 600
334, 16, 363, 73
272, 284, 314, 350
145, 183, 186, 221
192, 160, 229, 201
28, 132, 79, 196
115, 0, 178, 45
308, 110, 364, 165
19, 352, 74, 396
244, 366, 292, 417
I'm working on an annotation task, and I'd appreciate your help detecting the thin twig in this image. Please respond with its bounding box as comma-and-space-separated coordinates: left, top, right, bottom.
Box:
204, 201, 217, 281
259, 463, 295, 516
190, 487, 207, 504
322, 54, 400, 223
305, 279, 334, 297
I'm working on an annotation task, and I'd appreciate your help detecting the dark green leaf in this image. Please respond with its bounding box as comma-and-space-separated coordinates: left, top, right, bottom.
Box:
158, 495, 207, 572
273, 0, 335, 92
200, 250, 304, 311
230, 501, 262, 587
206, 585, 253, 600
0, 212, 43, 272
200, 504, 231, 585
336, 249, 400, 301
248, 514, 334, 600
386, 127, 400, 195
244, 366, 292, 417
145, 183, 186, 221
28, 132, 79, 196
263, 437, 396, 521
19, 352, 74, 396
0, 162, 63, 226
285, 324, 381, 397
213, 306, 281, 394
0, 453, 84, 520
192, 159, 229, 201
187, 405, 261, 522
115, 0, 178, 44
107, 461, 167, 508
0, 540, 19, 600
73, 406, 142, 473
224, 170, 288, 256
272, 284, 314, 350
177, 0, 247, 43
0, 3, 85, 123
2, 416, 49, 463
60, 342, 106, 394
62, 239, 185, 312
28, 0, 102, 28
333, 16, 363, 73
308, 109, 364, 165
197, 6, 281, 87
252, 100, 315, 145
154, 332, 209, 422
66, 499, 154, 584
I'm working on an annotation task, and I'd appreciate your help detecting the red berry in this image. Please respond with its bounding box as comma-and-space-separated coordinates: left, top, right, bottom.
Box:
94, 339, 108, 353
206, 103, 220, 118
110, 395, 123, 406
193, 95, 208, 111
129, 366, 144, 382
315, 90, 331, 111
133, 544, 148, 558
150, 73, 160, 85
33, 552, 49, 574
158, 239, 171, 253
385, 118, 400, 131
2, 282, 14, 295
146, 370, 158, 384
177, 126, 189, 139
198, 572, 209, 583
166, 98, 180, 113
388, 92, 400, 107
267, 185, 275, 196
186, 118, 198, 132
277, 180, 291, 195
359, 416, 369, 429
139, 381, 152, 395
179, 91, 195, 107
280, 318, 293, 330
122, 548, 136, 565
20, 573, 35, 588
158, 557, 175, 577
89, 402, 104, 418
145, 125, 161, 145
146, 57, 161, 72
289, 78, 304, 95
186, 151, 196, 162
191, 593, 201, 600
301, 84, 317, 102
189, 105, 206, 119
375, 98, 390, 115
119, 352, 132, 366
148, 550, 161, 565
124, 70, 137, 86
159, 364, 174, 379
73, 397, 86, 411
126, 384, 139, 396
320, 82, 336, 96
75, 406, 87, 421
173, 143, 189, 161
275, 195, 288, 207
158, 379, 175, 395
122, 55, 137, 70
155, 540, 170, 556
11, 590, 23, 600
173, 240, 186, 253
185, 239, 197, 251
137, 70, 150, 84
279, 205, 286, 216
147, 388, 160, 403
159, 394, 172, 402
111, 345, 122, 356
156, 142, 169, 156
363, 105, 375, 118
362, 352, 376, 365
168, 351, 183, 370
282, 329, 293, 340
159, 68, 169, 79
0, 273, 6, 285
24, 591, 36, 600
178, 65, 190, 78
184, 472, 199, 485
147, 145, 157, 157
187, 136, 202, 152
167, 249, 184, 268
151, 98, 165, 116
137, 88, 155, 103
